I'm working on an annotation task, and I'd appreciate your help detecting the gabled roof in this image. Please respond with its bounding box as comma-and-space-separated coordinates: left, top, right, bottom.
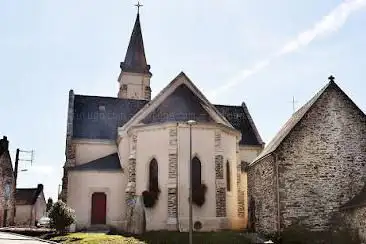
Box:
120, 72, 234, 132
16, 184, 44, 205
73, 95, 147, 140
120, 13, 151, 75
214, 103, 264, 146
252, 78, 365, 164
71, 74, 263, 146
69, 153, 122, 171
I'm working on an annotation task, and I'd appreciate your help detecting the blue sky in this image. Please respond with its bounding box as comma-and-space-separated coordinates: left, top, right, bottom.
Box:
0, 0, 365, 201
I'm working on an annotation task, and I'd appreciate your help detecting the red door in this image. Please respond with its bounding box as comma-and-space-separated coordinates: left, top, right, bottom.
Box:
91, 192, 106, 225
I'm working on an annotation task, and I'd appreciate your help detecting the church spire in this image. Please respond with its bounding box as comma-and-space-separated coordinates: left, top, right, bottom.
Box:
120, 3, 151, 75
117, 2, 152, 101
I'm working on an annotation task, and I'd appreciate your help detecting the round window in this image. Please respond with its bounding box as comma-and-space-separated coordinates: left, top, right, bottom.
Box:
194, 221, 202, 230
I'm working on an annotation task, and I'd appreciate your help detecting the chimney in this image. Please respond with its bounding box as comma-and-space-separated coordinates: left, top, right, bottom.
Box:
0, 136, 9, 155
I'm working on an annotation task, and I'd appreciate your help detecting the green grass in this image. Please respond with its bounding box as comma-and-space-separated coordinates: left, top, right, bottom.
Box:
49, 231, 252, 244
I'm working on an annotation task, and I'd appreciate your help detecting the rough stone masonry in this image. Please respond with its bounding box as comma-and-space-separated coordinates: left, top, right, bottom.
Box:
248, 81, 366, 234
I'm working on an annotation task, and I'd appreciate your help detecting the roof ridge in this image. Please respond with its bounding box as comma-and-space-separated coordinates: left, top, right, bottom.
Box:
241, 102, 264, 145
251, 80, 332, 165
74, 94, 147, 102
214, 104, 242, 108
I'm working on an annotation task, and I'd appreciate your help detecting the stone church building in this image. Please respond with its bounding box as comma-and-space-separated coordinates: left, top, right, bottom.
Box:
60, 10, 264, 232
248, 77, 366, 238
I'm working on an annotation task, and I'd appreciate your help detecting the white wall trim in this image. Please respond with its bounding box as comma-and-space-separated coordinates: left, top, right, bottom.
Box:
119, 122, 241, 139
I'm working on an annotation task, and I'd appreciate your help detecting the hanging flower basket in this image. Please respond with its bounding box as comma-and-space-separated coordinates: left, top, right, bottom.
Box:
192, 184, 207, 207
142, 187, 160, 208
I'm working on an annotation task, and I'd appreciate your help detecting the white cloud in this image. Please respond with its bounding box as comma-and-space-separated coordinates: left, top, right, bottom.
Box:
209, 0, 366, 99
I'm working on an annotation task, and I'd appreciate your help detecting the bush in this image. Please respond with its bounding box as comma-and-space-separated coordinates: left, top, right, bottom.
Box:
46, 197, 53, 213
48, 200, 76, 234
192, 184, 207, 207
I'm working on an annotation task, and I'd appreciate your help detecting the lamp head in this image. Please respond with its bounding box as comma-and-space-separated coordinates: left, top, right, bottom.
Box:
187, 120, 196, 125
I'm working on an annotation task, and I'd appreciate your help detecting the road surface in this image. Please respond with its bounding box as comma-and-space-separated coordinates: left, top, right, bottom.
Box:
0, 231, 53, 243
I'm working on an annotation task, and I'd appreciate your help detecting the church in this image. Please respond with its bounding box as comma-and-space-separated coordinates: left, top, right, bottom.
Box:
60, 9, 264, 232
248, 77, 366, 239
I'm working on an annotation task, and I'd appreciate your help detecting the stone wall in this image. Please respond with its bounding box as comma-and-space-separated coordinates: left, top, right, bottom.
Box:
61, 89, 75, 202
14, 205, 32, 226
215, 154, 226, 218
247, 155, 277, 233
214, 129, 226, 218
342, 207, 366, 242
167, 128, 178, 224
237, 162, 245, 218
0, 137, 15, 227
236, 142, 245, 218
144, 86, 151, 101
125, 133, 138, 227
248, 83, 366, 234
275, 84, 366, 231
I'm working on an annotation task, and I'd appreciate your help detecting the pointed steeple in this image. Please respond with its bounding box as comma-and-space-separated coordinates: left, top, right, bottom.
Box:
120, 10, 151, 75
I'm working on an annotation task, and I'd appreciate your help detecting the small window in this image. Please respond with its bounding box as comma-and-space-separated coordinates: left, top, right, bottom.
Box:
98, 105, 106, 112
226, 160, 231, 192
192, 157, 201, 189
149, 159, 159, 192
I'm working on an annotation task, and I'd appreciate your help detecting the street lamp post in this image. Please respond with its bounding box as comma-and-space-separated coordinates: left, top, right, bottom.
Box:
187, 120, 196, 244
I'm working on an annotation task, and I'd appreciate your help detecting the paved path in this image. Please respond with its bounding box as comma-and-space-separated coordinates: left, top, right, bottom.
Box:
0, 231, 53, 243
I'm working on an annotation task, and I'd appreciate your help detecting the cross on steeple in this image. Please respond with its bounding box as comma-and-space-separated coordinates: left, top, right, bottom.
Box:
328, 75, 335, 83
290, 96, 298, 114
135, 1, 143, 14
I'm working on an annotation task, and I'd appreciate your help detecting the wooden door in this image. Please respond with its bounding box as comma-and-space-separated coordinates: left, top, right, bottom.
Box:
91, 192, 106, 225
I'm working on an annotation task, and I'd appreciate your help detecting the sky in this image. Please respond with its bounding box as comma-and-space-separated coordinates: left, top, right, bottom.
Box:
0, 0, 365, 201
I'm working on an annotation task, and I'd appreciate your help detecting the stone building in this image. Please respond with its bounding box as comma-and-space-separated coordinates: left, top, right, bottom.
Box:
15, 184, 46, 226
61, 9, 264, 232
0, 136, 15, 227
247, 77, 366, 236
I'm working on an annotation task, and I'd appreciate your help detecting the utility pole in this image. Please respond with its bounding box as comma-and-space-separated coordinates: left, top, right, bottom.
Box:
13, 148, 34, 221
14, 149, 20, 190
14, 149, 34, 187
187, 120, 196, 244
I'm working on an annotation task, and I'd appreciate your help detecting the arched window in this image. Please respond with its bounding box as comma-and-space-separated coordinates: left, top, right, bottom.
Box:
226, 160, 231, 192
192, 157, 201, 189
149, 159, 159, 192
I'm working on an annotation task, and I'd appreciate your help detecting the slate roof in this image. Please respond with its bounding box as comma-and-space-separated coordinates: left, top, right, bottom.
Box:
120, 13, 151, 75
72, 95, 147, 140
16, 184, 43, 205
69, 153, 121, 171
71, 94, 263, 146
214, 103, 264, 146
